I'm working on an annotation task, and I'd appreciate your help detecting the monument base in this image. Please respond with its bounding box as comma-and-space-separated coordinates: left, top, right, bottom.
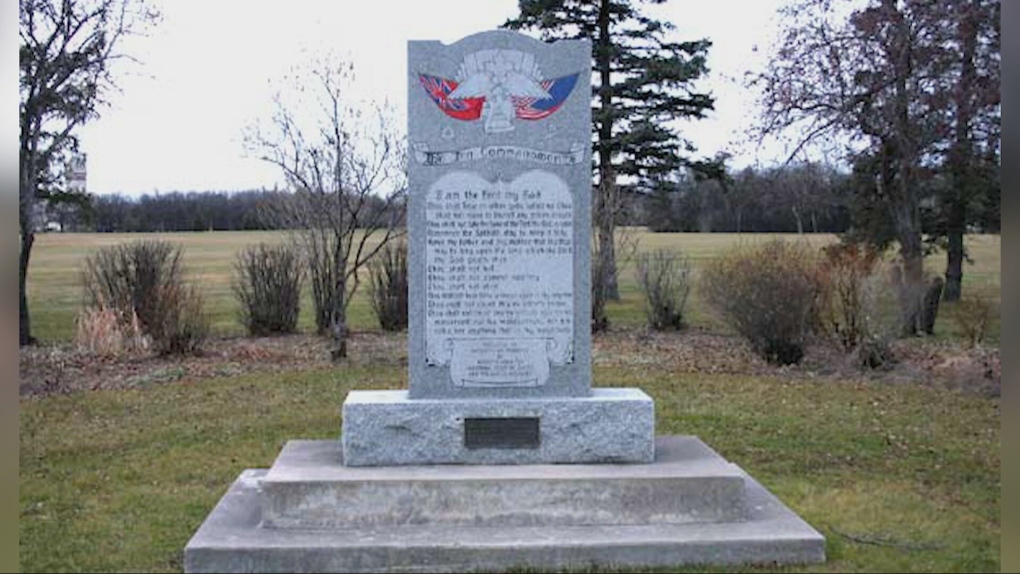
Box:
183, 436, 826, 573
341, 388, 655, 466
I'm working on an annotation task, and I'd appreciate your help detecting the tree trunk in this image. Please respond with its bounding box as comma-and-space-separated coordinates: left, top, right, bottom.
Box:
19, 230, 35, 346
944, 1, 979, 302
920, 276, 944, 335
595, 179, 619, 302
331, 277, 348, 361
944, 217, 965, 301
896, 219, 925, 337
888, 2, 925, 337
595, 0, 619, 302
19, 154, 36, 346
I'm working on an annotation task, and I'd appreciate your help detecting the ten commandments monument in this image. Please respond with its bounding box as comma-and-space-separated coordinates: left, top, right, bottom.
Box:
340, 31, 656, 466
184, 30, 825, 573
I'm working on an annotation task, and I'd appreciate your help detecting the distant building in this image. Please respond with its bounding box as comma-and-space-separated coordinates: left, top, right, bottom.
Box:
34, 153, 88, 232
66, 152, 87, 194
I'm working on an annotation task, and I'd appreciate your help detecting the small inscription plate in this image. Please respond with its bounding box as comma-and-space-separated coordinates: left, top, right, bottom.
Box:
464, 417, 540, 449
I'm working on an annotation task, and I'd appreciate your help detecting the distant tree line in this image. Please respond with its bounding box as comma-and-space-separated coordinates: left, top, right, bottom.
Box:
62, 190, 403, 233
49, 157, 996, 235
623, 160, 999, 236
630, 162, 851, 233
88, 190, 280, 232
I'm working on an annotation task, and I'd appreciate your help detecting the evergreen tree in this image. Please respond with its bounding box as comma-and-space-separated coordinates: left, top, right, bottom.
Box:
930, 0, 999, 301
503, 0, 713, 309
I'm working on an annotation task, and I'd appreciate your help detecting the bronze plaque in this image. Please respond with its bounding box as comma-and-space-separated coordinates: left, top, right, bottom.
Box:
464, 417, 540, 450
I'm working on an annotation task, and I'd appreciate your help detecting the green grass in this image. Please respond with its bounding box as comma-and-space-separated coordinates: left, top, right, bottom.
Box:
26, 230, 1001, 343
20, 366, 999, 572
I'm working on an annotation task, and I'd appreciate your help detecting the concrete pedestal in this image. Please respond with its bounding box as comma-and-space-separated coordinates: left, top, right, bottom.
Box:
184, 436, 826, 573
341, 388, 655, 466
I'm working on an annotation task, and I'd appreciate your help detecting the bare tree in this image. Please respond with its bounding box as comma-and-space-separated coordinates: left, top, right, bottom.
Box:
20, 0, 158, 345
751, 0, 952, 335
246, 60, 406, 361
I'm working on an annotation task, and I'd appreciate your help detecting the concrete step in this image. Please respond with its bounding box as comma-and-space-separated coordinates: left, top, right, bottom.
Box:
261, 436, 746, 529
184, 436, 826, 573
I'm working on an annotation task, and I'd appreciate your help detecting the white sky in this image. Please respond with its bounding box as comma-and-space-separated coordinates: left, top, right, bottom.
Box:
77, 0, 789, 196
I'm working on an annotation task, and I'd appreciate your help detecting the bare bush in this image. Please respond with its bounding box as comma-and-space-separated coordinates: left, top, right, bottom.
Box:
81, 240, 208, 356
816, 243, 883, 351
368, 241, 408, 331
82, 240, 178, 330
247, 58, 406, 360
951, 294, 996, 347
700, 239, 823, 365
855, 336, 896, 370
232, 243, 303, 336
147, 282, 209, 356
635, 249, 691, 330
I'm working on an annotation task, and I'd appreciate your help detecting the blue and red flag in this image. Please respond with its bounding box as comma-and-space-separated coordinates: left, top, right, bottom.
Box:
418, 72, 579, 122
418, 74, 484, 121
512, 73, 579, 120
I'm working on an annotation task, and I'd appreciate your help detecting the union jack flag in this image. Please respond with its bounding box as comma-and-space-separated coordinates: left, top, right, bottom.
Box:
419, 74, 484, 121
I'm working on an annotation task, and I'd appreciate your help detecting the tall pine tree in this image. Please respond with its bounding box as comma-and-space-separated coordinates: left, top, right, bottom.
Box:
503, 0, 713, 313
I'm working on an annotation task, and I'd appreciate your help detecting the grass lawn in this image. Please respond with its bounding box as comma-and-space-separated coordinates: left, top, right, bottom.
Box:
20, 364, 1000, 572
19, 230, 1001, 572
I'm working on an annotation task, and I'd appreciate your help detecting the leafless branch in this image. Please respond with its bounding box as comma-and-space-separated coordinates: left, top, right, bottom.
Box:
243, 57, 406, 360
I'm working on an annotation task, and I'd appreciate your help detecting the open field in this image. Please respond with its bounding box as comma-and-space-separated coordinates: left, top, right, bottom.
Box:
25, 230, 1001, 343
20, 230, 1000, 572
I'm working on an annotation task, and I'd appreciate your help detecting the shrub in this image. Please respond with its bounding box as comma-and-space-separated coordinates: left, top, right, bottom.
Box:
635, 249, 692, 330
81, 240, 208, 356
232, 243, 303, 336
368, 241, 408, 331
700, 239, 823, 365
146, 282, 209, 356
855, 335, 896, 370
816, 243, 883, 351
951, 294, 996, 347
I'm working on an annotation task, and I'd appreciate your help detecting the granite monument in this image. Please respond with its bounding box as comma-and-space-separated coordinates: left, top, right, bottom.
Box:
183, 30, 826, 573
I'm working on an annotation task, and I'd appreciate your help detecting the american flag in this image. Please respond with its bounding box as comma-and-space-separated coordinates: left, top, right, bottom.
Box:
512, 73, 579, 120
419, 74, 484, 121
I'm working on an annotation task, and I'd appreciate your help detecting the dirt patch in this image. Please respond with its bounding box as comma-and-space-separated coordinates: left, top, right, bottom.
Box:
593, 327, 1000, 397
19, 331, 407, 398
20, 328, 999, 398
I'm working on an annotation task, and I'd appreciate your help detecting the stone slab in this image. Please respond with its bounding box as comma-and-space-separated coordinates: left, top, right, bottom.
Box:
183, 437, 826, 573
261, 436, 746, 529
407, 31, 594, 400
341, 388, 654, 466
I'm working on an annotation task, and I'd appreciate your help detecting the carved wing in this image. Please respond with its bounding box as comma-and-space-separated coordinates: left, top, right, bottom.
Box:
448, 74, 492, 99
503, 71, 550, 99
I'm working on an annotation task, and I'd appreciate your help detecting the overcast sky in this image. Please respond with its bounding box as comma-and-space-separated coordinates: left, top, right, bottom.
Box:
76, 0, 789, 196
